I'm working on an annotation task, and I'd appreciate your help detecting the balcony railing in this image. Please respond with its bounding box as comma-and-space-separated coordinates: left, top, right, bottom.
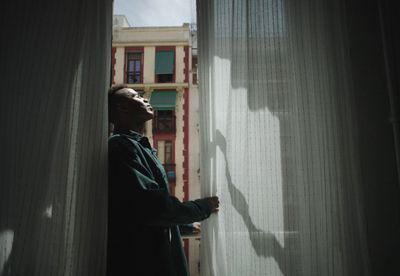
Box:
163, 163, 176, 181
126, 72, 141, 84
153, 117, 176, 133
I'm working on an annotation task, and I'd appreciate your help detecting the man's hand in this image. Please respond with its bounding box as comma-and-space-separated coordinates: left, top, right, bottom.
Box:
192, 222, 201, 234
205, 196, 220, 213
179, 223, 201, 236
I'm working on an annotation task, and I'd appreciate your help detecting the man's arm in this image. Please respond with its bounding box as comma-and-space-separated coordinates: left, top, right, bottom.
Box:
109, 137, 219, 226
147, 195, 219, 226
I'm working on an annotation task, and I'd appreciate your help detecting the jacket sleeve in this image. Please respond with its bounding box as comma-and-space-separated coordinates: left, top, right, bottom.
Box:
179, 223, 199, 236
109, 136, 211, 226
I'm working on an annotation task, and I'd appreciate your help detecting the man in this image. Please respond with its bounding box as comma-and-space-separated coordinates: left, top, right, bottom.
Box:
107, 84, 219, 276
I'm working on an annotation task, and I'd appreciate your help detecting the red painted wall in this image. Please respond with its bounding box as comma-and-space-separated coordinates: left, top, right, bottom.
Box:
182, 88, 189, 202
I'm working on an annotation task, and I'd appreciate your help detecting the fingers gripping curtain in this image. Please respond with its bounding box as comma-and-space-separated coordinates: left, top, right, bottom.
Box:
0, 0, 111, 275
197, 0, 371, 275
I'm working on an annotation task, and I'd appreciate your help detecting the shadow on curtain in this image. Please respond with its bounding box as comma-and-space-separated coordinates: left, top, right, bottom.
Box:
0, 0, 111, 275
197, 0, 400, 275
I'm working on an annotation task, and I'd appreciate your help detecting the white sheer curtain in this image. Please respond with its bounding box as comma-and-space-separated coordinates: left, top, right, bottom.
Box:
0, 0, 111, 275
197, 0, 372, 275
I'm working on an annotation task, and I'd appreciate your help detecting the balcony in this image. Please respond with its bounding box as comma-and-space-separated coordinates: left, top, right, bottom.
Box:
153, 116, 176, 133
126, 72, 141, 84
163, 163, 176, 181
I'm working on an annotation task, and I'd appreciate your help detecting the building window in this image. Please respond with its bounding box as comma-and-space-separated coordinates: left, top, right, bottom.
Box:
157, 140, 171, 163
157, 140, 176, 182
126, 51, 143, 84
192, 56, 198, 85
164, 140, 173, 164
155, 48, 175, 83
153, 110, 176, 133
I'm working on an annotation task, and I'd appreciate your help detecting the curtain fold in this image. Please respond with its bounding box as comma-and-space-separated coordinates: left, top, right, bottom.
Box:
196, 0, 390, 275
0, 0, 111, 275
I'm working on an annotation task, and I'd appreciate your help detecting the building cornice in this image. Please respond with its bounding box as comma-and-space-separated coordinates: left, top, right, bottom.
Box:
126, 82, 189, 91
112, 26, 190, 45
118, 25, 189, 31
113, 42, 189, 47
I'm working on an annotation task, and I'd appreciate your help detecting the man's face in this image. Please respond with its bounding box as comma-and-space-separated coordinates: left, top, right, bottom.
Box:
116, 88, 154, 122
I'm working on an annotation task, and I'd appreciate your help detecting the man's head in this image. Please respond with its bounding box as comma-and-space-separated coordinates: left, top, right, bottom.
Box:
108, 84, 154, 126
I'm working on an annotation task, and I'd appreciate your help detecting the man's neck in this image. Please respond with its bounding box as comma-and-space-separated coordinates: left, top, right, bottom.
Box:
131, 124, 145, 135
114, 121, 146, 135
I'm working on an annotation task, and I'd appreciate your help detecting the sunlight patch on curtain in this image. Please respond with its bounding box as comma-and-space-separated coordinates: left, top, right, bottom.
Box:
197, 0, 371, 275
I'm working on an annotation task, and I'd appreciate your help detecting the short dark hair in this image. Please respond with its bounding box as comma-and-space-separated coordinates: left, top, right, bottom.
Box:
108, 83, 128, 123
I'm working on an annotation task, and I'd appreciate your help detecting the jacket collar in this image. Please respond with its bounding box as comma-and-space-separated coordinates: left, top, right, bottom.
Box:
114, 129, 142, 140
113, 129, 152, 149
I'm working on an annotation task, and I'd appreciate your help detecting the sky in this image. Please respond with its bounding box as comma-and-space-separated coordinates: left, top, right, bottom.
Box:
113, 0, 196, 27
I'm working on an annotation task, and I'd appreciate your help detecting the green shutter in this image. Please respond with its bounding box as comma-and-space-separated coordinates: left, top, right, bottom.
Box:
155, 51, 174, 74
150, 91, 177, 110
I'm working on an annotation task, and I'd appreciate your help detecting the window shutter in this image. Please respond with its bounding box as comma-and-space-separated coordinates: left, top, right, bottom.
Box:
155, 51, 174, 74
150, 91, 177, 110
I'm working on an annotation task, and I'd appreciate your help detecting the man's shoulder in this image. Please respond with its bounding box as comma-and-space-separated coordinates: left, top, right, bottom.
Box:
109, 133, 139, 143
108, 134, 141, 152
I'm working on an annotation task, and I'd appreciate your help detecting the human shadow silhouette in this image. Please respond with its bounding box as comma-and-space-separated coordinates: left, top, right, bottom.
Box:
205, 1, 302, 274
215, 130, 297, 275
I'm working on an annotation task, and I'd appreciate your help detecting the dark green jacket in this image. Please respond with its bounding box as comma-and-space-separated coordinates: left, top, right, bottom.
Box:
107, 129, 211, 276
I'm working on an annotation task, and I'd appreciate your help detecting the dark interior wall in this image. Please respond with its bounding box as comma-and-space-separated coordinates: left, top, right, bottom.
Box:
345, 0, 400, 274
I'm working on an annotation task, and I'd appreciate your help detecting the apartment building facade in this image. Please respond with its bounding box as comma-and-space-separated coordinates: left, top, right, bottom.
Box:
112, 18, 201, 275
